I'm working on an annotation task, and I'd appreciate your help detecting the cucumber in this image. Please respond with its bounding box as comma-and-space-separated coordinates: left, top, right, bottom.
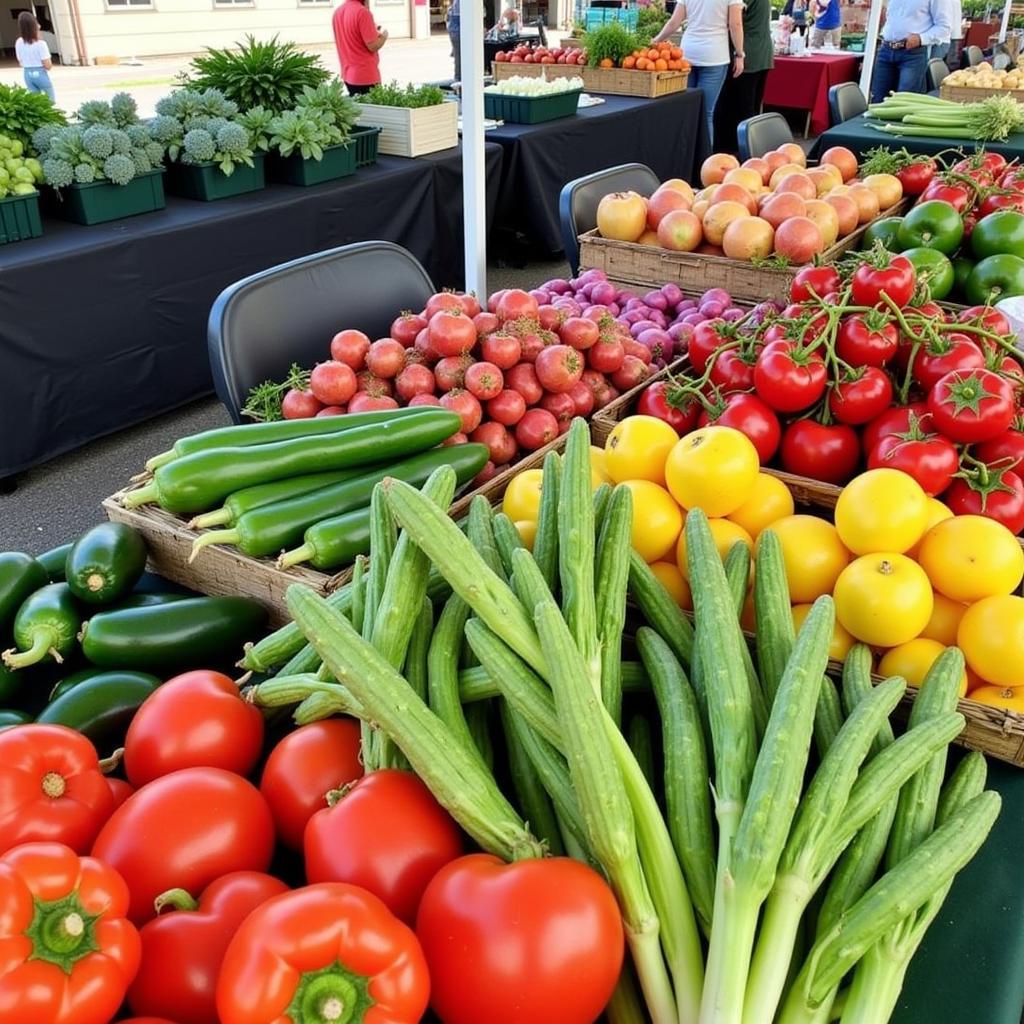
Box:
0, 552, 49, 631
0, 709, 32, 729
37, 671, 161, 745
36, 542, 73, 582
65, 523, 148, 605
3, 583, 82, 670
81, 597, 268, 673
50, 667, 160, 702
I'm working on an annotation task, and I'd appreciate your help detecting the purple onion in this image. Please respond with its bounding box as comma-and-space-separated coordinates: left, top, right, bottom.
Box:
631, 319, 659, 337
660, 283, 684, 307
702, 287, 732, 308
591, 281, 617, 306
544, 278, 572, 295
648, 310, 668, 329
578, 268, 607, 286
620, 309, 646, 325
607, 302, 620, 316
577, 283, 595, 302
624, 297, 646, 312
617, 289, 639, 305
668, 322, 694, 344
676, 298, 698, 313
553, 297, 583, 317
682, 311, 706, 327
530, 289, 551, 305
643, 290, 669, 311
637, 328, 675, 365
721, 307, 746, 322
700, 300, 726, 319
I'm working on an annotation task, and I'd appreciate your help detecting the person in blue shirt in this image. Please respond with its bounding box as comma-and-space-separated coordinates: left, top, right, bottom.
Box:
870, 0, 950, 101
448, 0, 461, 81
810, 0, 842, 47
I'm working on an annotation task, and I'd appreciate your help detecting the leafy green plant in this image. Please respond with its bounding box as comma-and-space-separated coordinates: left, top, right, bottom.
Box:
361, 81, 446, 108
238, 105, 274, 152
0, 83, 65, 152
582, 22, 644, 66
242, 363, 311, 421
185, 35, 330, 113
296, 81, 360, 134
152, 88, 256, 174
636, 2, 670, 44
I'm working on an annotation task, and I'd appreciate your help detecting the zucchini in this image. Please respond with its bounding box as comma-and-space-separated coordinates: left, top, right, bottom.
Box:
0, 552, 49, 630
50, 667, 160, 702
81, 597, 267, 673
0, 709, 32, 729
65, 523, 148, 605
37, 671, 161, 745
36, 542, 72, 582
3, 583, 82, 669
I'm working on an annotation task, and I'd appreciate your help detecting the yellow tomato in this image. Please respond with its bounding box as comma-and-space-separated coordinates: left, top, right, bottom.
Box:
759, 515, 850, 603
502, 469, 543, 523
834, 469, 929, 555
958, 595, 1024, 688
878, 638, 968, 697
604, 416, 679, 486
621, 480, 684, 563
905, 498, 953, 560
917, 515, 1024, 603
649, 561, 692, 610
676, 517, 753, 581
833, 553, 934, 648
664, 426, 759, 517
792, 602, 854, 661
727, 473, 795, 540
918, 592, 968, 647
514, 519, 537, 551
968, 685, 1024, 712
590, 445, 612, 490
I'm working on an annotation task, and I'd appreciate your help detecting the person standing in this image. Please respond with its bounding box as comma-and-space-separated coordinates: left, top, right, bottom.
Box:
931, 0, 962, 65
653, 0, 745, 147
15, 13, 55, 103
447, 0, 461, 81
869, 0, 950, 102
810, 0, 842, 47
783, 0, 808, 36
332, 0, 388, 95
713, 0, 774, 154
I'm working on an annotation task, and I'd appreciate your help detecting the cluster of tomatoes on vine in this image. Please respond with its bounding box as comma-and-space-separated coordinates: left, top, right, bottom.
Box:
638, 250, 1024, 533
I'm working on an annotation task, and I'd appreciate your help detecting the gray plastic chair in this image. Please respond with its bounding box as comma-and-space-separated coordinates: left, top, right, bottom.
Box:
828, 82, 868, 125
737, 112, 795, 160
965, 45, 984, 66
559, 162, 661, 275
208, 241, 435, 422
993, 50, 1013, 70
928, 57, 951, 90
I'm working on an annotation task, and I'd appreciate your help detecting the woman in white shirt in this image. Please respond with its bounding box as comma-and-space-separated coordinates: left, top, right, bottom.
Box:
653, 0, 745, 147
15, 13, 55, 104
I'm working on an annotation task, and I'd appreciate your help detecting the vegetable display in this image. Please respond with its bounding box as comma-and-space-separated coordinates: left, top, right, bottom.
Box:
484, 75, 585, 97
867, 92, 1024, 141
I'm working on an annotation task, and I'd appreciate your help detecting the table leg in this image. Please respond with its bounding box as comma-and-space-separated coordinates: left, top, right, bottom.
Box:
804, 109, 811, 138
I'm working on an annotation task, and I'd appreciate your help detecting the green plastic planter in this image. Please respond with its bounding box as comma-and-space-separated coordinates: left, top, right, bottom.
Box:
0, 191, 43, 244
165, 153, 265, 202
49, 169, 166, 226
350, 125, 381, 168
267, 140, 358, 187
483, 89, 582, 124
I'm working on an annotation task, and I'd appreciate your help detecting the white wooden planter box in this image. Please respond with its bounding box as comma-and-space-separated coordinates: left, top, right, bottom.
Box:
355, 101, 459, 158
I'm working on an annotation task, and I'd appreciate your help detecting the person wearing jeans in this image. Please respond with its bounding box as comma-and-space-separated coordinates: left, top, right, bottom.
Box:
870, 0, 950, 101
15, 13, 54, 103
713, 0, 773, 155
653, 0, 745, 148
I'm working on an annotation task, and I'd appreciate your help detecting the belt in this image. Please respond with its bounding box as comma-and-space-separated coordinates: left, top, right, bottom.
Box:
881, 39, 921, 50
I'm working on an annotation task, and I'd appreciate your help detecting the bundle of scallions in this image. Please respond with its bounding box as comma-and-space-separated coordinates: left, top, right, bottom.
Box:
867, 91, 1024, 140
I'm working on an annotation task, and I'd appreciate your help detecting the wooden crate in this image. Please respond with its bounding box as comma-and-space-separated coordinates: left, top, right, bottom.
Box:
104, 490, 348, 629
491, 60, 687, 97
492, 61, 583, 82
355, 101, 458, 158
940, 83, 1024, 104
578, 200, 910, 305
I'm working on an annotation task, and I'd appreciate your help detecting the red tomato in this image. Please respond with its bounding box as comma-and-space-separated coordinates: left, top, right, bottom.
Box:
425, 291, 464, 318
122, 1019, 180, 1023
979, 191, 1024, 218
780, 420, 861, 484
851, 253, 916, 308
709, 347, 757, 392
92, 767, 275, 924
958, 305, 1012, 336
464, 361, 505, 401
0, 724, 114, 855
218, 883, 429, 1024
540, 391, 576, 432
920, 180, 972, 212
128, 871, 289, 1024
471, 421, 518, 463
754, 340, 828, 413
487, 388, 528, 426
408, 393, 441, 408
928, 368, 1017, 443
516, 407, 559, 450
559, 316, 600, 350
260, 719, 362, 851
862, 402, 932, 456
829, 367, 894, 425
896, 159, 936, 196
535, 344, 585, 394
305, 769, 462, 924
496, 289, 540, 323
946, 467, 1024, 534
587, 336, 626, 374
458, 293, 482, 318
975, 427, 1024, 470
790, 265, 841, 303
506, 363, 544, 405
280, 388, 321, 419
107, 777, 134, 810
365, 338, 406, 379
416, 853, 624, 1024
687, 319, 730, 373
868, 424, 959, 496
567, 379, 595, 417
836, 314, 900, 367
390, 312, 427, 347
440, 389, 483, 434
395, 363, 436, 402
429, 310, 476, 357
348, 393, 399, 413
913, 334, 985, 392
636, 380, 699, 434
481, 333, 522, 369
309, 362, 357, 406
124, 671, 264, 788
329, 329, 371, 368
698, 392, 782, 463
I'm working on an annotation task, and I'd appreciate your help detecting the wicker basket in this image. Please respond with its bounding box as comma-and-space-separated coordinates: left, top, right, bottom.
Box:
940, 83, 1024, 104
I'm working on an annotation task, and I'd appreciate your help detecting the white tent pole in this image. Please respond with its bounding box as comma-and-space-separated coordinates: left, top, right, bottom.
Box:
858, 0, 883, 100
461, 0, 487, 297
1000, 0, 1011, 43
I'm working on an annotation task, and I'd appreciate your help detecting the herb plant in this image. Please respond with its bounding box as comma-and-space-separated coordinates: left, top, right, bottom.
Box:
361, 81, 446, 108
0, 83, 65, 151
582, 22, 644, 66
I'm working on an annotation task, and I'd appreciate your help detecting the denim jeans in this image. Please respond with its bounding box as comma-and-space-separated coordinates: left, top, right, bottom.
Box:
689, 63, 729, 149
930, 41, 950, 62
23, 67, 54, 103
870, 45, 929, 103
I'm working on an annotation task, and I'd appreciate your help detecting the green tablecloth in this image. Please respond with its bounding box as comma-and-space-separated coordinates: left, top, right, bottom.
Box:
894, 757, 1024, 1024
808, 113, 1024, 163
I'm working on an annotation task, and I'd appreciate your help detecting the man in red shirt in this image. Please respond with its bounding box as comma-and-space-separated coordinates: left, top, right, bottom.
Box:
332, 0, 387, 94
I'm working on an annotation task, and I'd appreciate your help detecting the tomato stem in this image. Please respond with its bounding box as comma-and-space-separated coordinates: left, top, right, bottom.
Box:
154, 888, 199, 915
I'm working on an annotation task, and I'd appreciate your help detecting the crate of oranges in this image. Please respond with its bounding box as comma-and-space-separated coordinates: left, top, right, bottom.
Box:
588, 41, 690, 97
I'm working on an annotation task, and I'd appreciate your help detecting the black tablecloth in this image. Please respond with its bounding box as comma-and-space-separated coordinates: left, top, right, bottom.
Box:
810, 113, 1024, 162
488, 90, 710, 254
0, 146, 503, 479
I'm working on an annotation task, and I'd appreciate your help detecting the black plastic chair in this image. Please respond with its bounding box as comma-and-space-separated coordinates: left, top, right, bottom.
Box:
965, 45, 984, 66
208, 241, 435, 422
927, 57, 951, 90
828, 82, 868, 125
558, 162, 661, 276
737, 112, 794, 160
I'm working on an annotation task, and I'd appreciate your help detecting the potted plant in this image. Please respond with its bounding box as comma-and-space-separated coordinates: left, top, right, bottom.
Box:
151, 88, 264, 202
35, 93, 167, 226
355, 81, 458, 158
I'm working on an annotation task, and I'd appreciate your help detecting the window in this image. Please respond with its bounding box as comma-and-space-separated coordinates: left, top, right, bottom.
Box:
298, 0, 331, 6
105, 0, 154, 9
213, 0, 254, 7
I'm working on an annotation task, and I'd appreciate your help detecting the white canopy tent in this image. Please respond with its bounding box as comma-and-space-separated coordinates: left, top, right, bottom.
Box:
460, 0, 488, 297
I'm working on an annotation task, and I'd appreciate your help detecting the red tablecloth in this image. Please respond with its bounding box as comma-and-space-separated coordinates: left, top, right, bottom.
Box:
763, 52, 860, 137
